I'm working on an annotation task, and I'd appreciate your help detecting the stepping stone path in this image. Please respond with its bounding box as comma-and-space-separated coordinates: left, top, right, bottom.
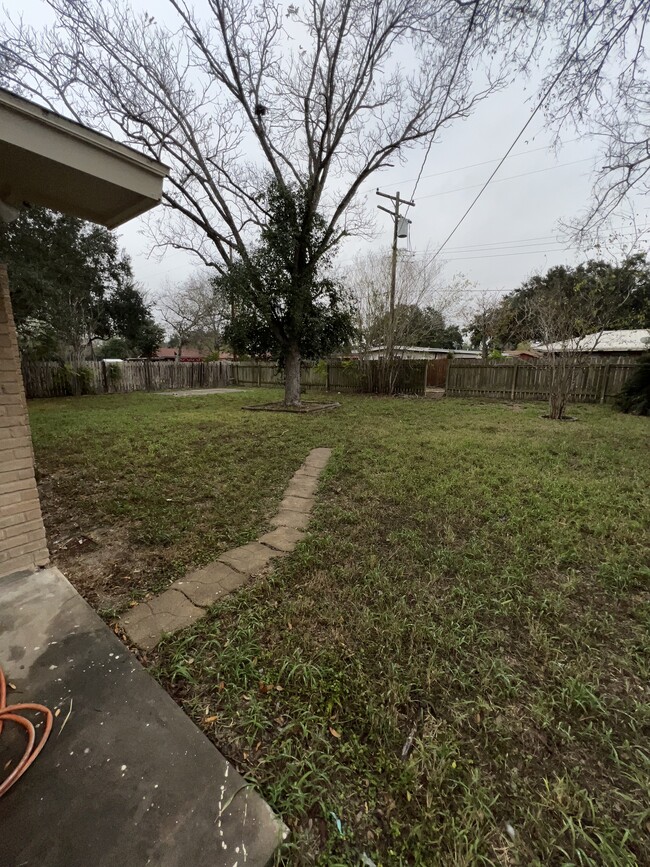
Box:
119, 447, 332, 651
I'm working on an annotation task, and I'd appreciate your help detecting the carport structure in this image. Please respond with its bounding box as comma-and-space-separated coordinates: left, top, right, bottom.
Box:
0, 89, 284, 865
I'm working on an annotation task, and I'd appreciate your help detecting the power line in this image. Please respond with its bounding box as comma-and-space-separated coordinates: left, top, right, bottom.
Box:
420, 221, 650, 254
406, 240, 565, 255
428, 4, 608, 262
443, 247, 568, 261
415, 157, 592, 201
406, 1, 482, 208
373, 137, 581, 192
444, 239, 561, 252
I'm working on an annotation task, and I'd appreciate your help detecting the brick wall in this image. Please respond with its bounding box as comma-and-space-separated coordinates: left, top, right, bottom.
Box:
0, 264, 49, 578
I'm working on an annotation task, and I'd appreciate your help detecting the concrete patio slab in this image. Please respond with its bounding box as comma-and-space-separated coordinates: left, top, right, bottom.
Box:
171, 561, 245, 607
159, 388, 246, 396
119, 588, 204, 651
218, 541, 284, 575
0, 567, 286, 866
259, 527, 305, 553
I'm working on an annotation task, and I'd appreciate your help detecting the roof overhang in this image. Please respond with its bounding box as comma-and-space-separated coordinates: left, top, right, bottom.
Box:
0, 88, 169, 229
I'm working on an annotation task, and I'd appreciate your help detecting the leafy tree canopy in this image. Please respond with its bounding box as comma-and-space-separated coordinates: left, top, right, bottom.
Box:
0, 207, 162, 359
96, 337, 129, 360
468, 255, 650, 351
368, 304, 462, 350
220, 184, 356, 396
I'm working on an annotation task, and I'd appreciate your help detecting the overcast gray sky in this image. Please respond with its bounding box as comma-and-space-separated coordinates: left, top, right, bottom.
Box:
15, 0, 650, 321
125, 80, 646, 314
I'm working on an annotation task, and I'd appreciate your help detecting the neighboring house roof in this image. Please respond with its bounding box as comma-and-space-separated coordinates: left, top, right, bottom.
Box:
504, 348, 543, 359
366, 345, 481, 358
155, 347, 208, 360
537, 329, 650, 353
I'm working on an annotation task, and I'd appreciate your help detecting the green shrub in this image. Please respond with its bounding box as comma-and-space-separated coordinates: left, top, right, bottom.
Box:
50, 364, 96, 395
76, 365, 95, 395
50, 364, 74, 395
616, 353, 650, 416
106, 363, 122, 387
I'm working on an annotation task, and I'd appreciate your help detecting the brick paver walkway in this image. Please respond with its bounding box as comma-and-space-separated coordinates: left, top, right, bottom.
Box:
120, 448, 332, 650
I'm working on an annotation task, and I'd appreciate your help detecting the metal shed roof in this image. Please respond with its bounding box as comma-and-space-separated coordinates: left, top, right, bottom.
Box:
539, 329, 650, 353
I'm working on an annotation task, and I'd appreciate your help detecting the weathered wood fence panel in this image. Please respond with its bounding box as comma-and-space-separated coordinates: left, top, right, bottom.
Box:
21, 359, 329, 398
229, 362, 325, 389
446, 360, 636, 403
22, 358, 428, 399
326, 360, 427, 396
427, 357, 449, 388
21, 360, 235, 398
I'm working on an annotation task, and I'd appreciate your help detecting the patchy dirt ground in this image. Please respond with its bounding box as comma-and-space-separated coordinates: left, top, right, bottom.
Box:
39, 473, 171, 614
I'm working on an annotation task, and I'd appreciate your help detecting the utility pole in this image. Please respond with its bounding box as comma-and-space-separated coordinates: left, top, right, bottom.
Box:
227, 246, 238, 362
376, 190, 414, 362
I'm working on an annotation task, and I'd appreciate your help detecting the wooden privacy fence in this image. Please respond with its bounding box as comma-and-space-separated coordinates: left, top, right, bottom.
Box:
327, 359, 427, 396
426, 357, 449, 389
230, 362, 326, 389
21, 360, 234, 398
22, 358, 427, 398
21, 359, 327, 399
445, 359, 636, 403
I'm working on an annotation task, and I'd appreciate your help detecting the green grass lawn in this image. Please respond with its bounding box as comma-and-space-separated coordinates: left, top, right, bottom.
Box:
29, 390, 650, 866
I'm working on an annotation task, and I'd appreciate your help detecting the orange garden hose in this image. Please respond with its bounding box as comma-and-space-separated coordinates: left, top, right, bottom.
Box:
0, 666, 52, 797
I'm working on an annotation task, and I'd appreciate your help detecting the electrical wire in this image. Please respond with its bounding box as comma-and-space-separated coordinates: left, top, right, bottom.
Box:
414, 222, 650, 255
373, 137, 582, 192
443, 247, 568, 261
405, 1, 482, 212
428, 4, 609, 262
0, 666, 53, 798
416, 158, 593, 201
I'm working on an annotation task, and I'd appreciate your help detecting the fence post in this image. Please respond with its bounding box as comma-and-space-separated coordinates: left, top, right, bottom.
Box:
599, 363, 611, 403
444, 359, 451, 393
510, 364, 519, 401
100, 360, 108, 394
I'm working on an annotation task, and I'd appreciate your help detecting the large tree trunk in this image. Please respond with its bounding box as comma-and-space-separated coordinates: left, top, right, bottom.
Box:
284, 345, 302, 407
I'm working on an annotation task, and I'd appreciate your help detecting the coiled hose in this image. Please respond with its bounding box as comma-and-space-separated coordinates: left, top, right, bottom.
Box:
0, 666, 52, 797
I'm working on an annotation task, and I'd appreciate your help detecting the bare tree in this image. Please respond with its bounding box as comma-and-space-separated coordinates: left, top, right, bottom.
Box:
157, 273, 224, 359
526, 295, 607, 421
0, 0, 531, 404
184, 274, 230, 355
462, 291, 505, 361
522, 265, 633, 419
344, 247, 465, 392
538, 1, 650, 241
348, 248, 464, 351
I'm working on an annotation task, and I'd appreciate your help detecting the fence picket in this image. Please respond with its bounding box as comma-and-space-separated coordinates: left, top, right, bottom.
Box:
446, 359, 635, 403
22, 357, 636, 403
